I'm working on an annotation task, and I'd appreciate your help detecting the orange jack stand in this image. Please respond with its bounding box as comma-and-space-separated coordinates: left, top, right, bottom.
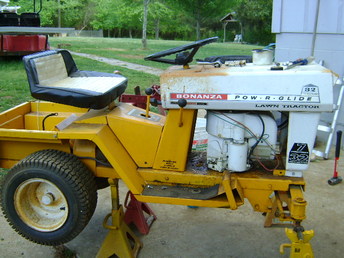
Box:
97, 180, 142, 258
124, 191, 157, 235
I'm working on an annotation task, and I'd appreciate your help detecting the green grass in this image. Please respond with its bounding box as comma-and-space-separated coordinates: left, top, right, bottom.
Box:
0, 58, 32, 112
49, 37, 261, 69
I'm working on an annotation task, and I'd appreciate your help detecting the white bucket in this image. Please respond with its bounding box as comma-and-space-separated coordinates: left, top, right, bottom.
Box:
252, 49, 274, 65
192, 118, 208, 152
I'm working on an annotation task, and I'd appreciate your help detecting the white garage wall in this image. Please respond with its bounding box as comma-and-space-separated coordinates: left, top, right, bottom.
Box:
272, 0, 344, 143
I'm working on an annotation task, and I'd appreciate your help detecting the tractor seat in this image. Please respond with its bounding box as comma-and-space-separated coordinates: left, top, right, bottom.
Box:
23, 49, 127, 109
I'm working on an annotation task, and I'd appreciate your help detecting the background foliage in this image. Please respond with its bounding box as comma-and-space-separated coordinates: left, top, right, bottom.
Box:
10, 0, 273, 45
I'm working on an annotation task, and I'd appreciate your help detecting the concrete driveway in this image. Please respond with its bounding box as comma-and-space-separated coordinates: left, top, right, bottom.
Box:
0, 153, 343, 258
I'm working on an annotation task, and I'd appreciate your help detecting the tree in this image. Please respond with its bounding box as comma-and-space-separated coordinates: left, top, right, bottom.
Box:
117, 0, 142, 38
14, 0, 96, 29
142, 0, 150, 49
233, 0, 274, 44
149, 0, 173, 40
90, 0, 118, 33
170, 0, 235, 40
10, 0, 273, 43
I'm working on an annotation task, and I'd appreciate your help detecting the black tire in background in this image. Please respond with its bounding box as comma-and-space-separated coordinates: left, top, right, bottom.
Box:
0, 149, 97, 246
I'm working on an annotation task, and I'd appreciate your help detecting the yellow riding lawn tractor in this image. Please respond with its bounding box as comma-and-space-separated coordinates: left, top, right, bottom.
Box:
0, 37, 336, 257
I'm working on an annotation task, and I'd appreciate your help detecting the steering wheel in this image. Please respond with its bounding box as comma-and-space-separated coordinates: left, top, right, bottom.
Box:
144, 37, 218, 66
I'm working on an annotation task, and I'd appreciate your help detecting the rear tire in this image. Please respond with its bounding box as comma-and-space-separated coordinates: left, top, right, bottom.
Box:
0, 149, 97, 245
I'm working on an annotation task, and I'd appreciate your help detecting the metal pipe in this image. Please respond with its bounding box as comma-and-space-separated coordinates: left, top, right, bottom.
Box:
37, 0, 42, 14
311, 0, 321, 56
324, 84, 344, 158
33, 0, 42, 14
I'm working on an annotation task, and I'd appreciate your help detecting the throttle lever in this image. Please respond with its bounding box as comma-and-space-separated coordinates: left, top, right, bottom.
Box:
178, 99, 187, 127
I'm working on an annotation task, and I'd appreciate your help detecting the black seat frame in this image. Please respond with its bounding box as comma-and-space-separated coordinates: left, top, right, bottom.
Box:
23, 50, 127, 109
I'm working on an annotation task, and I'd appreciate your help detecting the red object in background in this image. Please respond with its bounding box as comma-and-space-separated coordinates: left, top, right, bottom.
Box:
124, 191, 157, 235
0, 34, 48, 56
120, 85, 166, 115
120, 94, 147, 109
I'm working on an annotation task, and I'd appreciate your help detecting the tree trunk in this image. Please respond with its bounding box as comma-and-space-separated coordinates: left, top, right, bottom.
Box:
155, 19, 160, 40
142, 0, 150, 49
195, 4, 201, 40
57, 0, 61, 28
223, 22, 228, 43
196, 19, 201, 40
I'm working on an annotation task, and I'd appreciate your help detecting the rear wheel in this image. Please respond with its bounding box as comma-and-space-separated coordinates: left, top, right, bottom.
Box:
0, 149, 97, 245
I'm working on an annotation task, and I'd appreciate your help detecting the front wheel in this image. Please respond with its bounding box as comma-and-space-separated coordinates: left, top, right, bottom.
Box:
0, 149, 97, 246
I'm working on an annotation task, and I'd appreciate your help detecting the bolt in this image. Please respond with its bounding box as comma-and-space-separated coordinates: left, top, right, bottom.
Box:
191, 189, 201, 194
41, 193, 55, 205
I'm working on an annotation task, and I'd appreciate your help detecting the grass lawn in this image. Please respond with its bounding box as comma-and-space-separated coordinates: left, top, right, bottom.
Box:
49, 37, 261, 69
0, 57, 31, 112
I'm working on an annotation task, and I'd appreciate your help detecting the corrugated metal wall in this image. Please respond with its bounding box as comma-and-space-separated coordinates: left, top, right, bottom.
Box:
273, 0, 344, 143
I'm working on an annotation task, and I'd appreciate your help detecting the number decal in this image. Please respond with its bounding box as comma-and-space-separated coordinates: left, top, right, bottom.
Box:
288, 143, 309, 164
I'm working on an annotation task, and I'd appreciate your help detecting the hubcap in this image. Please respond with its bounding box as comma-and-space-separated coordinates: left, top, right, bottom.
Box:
14, 178, 69, 232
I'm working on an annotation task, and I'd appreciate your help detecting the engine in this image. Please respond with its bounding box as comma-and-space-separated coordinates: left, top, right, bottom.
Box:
160, 61, 336, 176
206, 111, 278, 172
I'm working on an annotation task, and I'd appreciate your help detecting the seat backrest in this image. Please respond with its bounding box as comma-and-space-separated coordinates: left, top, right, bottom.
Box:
23, 49, 127, 109
33, 52, 68, 85
0, 12, 19, 26
20, 13, 40, 27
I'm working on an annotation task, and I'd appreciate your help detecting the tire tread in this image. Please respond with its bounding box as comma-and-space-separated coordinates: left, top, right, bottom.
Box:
0, 149, 97, 245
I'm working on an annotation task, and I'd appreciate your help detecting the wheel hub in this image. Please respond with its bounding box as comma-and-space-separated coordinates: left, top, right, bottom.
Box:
14, 178, 69, 232
41, 192, 55, 205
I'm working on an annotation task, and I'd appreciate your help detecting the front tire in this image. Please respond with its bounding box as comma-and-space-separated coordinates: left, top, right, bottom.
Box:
0, 149, 97, 246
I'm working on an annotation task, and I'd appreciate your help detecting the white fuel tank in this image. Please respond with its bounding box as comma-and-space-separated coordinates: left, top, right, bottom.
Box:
160, 63, 335, 112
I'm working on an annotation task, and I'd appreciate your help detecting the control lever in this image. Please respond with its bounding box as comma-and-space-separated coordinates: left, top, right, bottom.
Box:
178, 99, 187, 127
144, 88, 154, 118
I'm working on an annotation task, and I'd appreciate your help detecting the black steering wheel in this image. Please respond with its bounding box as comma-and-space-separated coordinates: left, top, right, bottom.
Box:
144, 37, 218, 66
